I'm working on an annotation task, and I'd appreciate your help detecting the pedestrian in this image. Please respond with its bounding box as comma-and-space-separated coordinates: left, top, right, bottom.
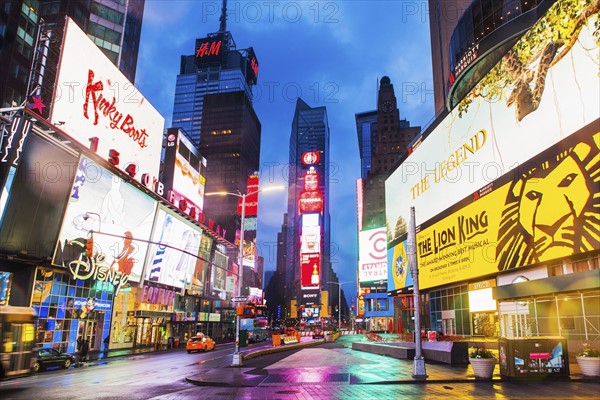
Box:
76, 335, 83, 352
103, 336, 109, 352
79, 339, 89, 365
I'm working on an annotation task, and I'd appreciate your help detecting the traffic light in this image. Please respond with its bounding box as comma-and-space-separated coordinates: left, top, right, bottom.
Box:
85, 237, 94, 258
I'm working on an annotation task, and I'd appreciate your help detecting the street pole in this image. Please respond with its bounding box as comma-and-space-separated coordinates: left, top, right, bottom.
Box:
408, 206, 426, 379
232, 193, 245, 367
338, 283, 341, 331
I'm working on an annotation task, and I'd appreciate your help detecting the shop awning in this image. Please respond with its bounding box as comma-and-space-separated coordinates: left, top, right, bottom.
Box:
493, 269, 600, 300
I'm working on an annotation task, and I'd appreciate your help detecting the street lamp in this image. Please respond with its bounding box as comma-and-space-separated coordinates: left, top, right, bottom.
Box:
326, 281, 353, 331
205, 184, 284, 367
408, 206, 427, 379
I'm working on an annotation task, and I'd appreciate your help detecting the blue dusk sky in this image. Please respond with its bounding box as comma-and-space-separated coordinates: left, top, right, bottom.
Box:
134, 1, 436, 305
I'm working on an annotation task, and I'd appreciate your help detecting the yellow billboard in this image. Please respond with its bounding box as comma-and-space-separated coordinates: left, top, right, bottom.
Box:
417, 125, 598, 289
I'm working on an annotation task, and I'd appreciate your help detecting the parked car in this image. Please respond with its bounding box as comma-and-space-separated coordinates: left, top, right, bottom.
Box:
32, 348, 76, 372
186, 334, 216, 353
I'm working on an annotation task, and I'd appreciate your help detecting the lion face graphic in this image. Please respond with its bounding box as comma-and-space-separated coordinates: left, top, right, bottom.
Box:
497, 132, 599, 270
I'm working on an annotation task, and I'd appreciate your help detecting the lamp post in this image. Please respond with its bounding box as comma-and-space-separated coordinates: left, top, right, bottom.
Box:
206, 185, 284, 367
326, 281, 353, 331
408, 206, 427, 379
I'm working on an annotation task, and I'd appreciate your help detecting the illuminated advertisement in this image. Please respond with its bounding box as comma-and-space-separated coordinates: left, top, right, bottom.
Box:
358, 228, 387, 285
188, 233, 214, 296
195, 34, 224, 65
53, 155, 157, 289
299, 191, 323, 213
162, 128, 206, 212
300, 253, 320, 288
50, 18, 164, 180
245, 47, 259, 84
386, 1, 599, 242
301, 225, 320, 254
304, 169, 319, 191
388, 123, 598, 292
356, 179, 364, 232
146, 206, 202, 289
211, 250, 228, 294
387, 241, 413, 293
302, 151, 320, 165
301, 288, 320, 306
238, 175, 259, 217
241, 237, 256, 271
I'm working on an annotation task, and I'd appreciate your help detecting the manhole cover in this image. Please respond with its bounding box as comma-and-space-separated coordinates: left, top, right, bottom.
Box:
276, 390, 301, 394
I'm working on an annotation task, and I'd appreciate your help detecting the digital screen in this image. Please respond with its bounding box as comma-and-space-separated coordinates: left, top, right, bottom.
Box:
53, 155, 157, 285
300, 253, 320, 288
50, 18, 164, 180
0, 133, 76, 260
358, 228, 387, 284
195, 34, 225, 65
145, 206, 202, 289
163, 130, 206, 212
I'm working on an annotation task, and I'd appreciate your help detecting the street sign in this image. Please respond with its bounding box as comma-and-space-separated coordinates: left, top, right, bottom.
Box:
232, 297, 248, 303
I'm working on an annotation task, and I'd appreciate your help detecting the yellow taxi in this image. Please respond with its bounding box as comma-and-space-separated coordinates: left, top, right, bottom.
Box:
186, 333, 216, 353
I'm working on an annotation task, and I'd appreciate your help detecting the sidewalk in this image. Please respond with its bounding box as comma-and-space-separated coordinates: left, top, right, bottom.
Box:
185, 337, 600, 388
84, 343, 198, 364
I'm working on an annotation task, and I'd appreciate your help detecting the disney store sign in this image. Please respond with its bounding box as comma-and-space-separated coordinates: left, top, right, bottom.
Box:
63, 238, 129, 295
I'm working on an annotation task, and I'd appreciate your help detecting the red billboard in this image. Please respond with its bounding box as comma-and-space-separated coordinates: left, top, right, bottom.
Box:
304, 169, 318, 191
238, 175, 259, 217
300, 253, 320, 288
299, 191, 323, 213
301, 151, 320, 165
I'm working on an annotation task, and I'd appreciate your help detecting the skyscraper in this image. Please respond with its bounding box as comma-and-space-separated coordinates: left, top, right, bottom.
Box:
284, 98, 331, 317
357, 77, 420, 231
170, 2, 258, 148
354, 77, 420, 331
0, 0, 145, 108
428, 0, 472, 115
199, 90, 261, 244
169, 2, 261, 290
355, 110, 377, 180
428, 0, 554, 115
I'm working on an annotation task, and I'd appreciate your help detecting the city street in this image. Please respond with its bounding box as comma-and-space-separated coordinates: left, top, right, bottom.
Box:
1, 337, 598, 399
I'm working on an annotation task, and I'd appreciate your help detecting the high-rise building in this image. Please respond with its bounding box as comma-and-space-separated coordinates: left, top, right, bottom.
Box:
284, 98, 331, 317
0, 0, 145, 108
357, 77, 420, 231
199, 90, 261, 244
170, 2, 258, 148
429, 0, 555, 115
355, 110, 377, 180
428, 0, 472, 116
354, 76, 420, 332
169, 2, 262, 300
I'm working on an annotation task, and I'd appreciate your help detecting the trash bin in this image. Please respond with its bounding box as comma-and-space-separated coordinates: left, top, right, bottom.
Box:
272, 334, 281, 346
239, 329, 248, 347
498, 336, 569, 378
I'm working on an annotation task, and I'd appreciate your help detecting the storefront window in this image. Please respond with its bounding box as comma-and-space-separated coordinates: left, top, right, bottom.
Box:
429, 284, 469, 335
31, 268, 113, 353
